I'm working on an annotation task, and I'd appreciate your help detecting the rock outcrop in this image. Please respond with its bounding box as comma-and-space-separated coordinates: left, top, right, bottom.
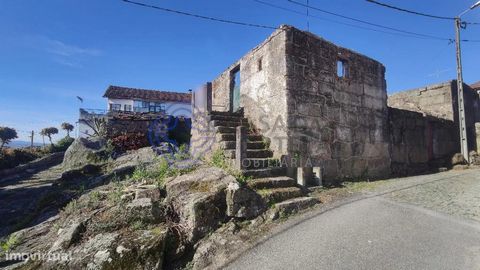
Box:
62, 137, 107, 171
165, 167, 237, 243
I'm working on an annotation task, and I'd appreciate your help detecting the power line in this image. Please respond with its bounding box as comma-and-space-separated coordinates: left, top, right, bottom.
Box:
287, 0, 452, 41
365, 0, 479, 25
121, 0, 276, 30
366, 0, 454, 21
254, 0, 452, 41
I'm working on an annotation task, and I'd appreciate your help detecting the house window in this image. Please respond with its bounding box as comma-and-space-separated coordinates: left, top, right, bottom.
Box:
124, 104, 132, 112
258, 58, 263, 71
133, 100, 148, 112
337, 60, 347, 78
149, 102, 165, 113
110, 104, 121, 111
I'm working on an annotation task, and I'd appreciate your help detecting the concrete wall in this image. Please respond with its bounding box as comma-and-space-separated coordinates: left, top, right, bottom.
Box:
211, 27, 290, 157
389, 107, 458, 176
283, 26, 390, 180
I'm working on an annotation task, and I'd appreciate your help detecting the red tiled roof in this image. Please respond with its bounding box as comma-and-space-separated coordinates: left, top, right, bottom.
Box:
103, 85, 191, 103
471, 81, 480, 90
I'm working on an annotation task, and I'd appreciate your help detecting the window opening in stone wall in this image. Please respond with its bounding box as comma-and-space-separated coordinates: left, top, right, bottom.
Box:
337, 60, 347, 78
258, 58, 263, 71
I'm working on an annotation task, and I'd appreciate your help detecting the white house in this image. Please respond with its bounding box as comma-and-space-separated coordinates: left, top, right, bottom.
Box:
78, 86, 192, 138
103, 85, 192, 118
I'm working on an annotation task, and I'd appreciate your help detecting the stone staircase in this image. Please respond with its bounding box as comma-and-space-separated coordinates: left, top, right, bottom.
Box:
209, 111, 319, 215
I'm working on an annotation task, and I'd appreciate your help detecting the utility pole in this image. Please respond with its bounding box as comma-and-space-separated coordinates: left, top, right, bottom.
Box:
28, 131, 34, 148
454, 17, 469, 163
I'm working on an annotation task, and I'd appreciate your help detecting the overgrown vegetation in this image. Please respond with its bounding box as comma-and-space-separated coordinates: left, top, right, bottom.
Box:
0, 136, 74, 170
207, 148, 251, 185
0, 233, 19, 253
110, 133, 149, 153
131, 152, 197, 187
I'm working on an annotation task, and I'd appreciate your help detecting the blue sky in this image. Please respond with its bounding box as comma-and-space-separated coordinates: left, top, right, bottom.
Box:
1, 0, 479, 142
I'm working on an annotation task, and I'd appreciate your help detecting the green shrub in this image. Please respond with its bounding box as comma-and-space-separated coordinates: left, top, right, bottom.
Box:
54, 136, 74, 151
0, 148, 42, 170
1, 233, 19, 252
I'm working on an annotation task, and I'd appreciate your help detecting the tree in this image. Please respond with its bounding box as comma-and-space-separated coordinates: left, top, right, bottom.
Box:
40, 127, 58, 145
0, 127, 18, 150
61, 122, 74, 137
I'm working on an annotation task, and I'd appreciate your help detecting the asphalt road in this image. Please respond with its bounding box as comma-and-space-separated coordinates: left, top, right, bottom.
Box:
226, 171, 480, 270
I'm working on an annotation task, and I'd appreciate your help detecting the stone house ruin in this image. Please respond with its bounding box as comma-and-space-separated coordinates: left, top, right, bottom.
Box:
191, 25, 478, 185
192, 25, 390, 184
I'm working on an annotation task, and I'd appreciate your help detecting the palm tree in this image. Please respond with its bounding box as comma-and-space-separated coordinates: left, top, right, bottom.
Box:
40, 127, 58, 145
61, 122, 74, 137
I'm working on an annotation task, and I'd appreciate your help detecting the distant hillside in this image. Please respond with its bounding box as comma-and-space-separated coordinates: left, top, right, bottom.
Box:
6, 140, 43, 148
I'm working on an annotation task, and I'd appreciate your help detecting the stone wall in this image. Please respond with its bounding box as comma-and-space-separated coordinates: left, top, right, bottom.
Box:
106, 112, 191, 147
388, 82, 456, 121
211, 26, 290, 157
389, 107, 459, 176
190, 84, 217, 159
283, 26, 390, 180
389, 81, 479, 151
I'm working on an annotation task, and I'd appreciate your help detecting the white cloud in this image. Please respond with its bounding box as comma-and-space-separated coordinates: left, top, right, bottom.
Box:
23, 35, 102, 68
40, 37, 101, 57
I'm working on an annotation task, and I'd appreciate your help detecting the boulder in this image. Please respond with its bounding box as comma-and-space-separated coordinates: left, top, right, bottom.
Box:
63, 137, 107, 171
451, 153, 467, 166
226, 182, 265, 219
135, 185, 162, 201
110, 147, 160, 172
126, 198, 165, 224
165, 167, 237, 243
49, 219, 85, 252
38, 228, 168, 270
469, 151, 480, 166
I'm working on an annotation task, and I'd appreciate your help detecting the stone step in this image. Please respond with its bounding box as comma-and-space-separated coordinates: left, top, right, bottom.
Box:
242, 167, 286, 178
271, 197, 319, 219
258, 187, 304, 205
224, 149, 273, 159
210, 111, 243, 117
209, 114, 246, 122
244, 158, 280, 169
212, 120, 249, 128
219, 141, 266, 150
216, 133, 263, 142
247, 141, 266, 149
248, 176, 297, 189
215, 126, 236, 134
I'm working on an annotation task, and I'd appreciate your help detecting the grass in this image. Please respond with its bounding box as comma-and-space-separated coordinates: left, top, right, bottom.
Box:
208, 149, 252, 185
107, 181, 125, 205
131, 155, 198, 187
1, 233, 19, 252
63, 199, 80, 216
130, 220, 146, 231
